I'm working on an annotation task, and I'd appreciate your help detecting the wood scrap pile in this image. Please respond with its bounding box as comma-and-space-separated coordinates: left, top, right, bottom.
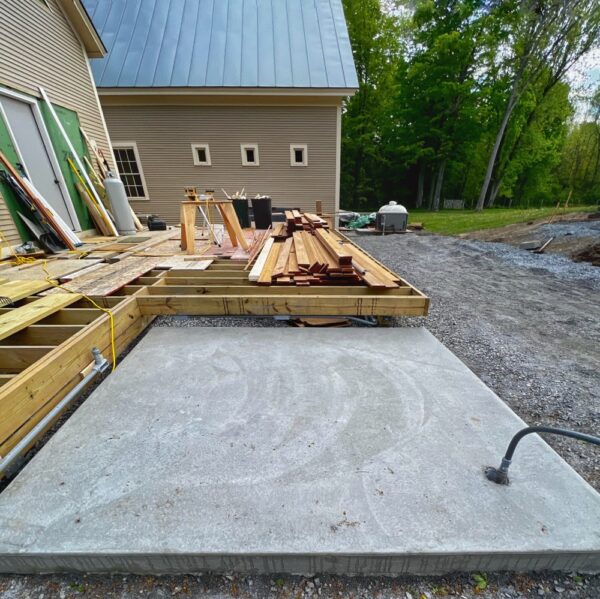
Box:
249, 213, 401, 289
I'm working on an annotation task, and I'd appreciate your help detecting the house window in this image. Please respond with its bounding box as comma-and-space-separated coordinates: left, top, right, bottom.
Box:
192, 143, 211, 166
112, 143, 148, 199
290, 144, 308, 167
241, 144, 259, 166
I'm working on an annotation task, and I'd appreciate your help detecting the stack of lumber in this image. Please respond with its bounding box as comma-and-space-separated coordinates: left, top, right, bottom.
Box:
249, 213, 400, 289
284, 211, 329, 234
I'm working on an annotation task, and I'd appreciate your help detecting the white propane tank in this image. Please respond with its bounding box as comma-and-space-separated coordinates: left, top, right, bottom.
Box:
103, 173, 136, 235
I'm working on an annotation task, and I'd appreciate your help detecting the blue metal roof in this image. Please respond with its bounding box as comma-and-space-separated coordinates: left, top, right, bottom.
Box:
82, 0, 358, 89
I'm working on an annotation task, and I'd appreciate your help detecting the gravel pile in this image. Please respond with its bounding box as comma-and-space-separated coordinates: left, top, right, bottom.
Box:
536, 220, 600, 240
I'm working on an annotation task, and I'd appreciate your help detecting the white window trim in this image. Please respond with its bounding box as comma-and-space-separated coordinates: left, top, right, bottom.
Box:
290, 144, 308, 167
0, 85, 81, 231
191, 143, 212, 166
240, 143, 259, 166
112, 141, 149, 200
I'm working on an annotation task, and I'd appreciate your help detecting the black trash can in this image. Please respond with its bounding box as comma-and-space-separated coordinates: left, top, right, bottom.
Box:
232, 198, 250, 228
252, 196, 272, 229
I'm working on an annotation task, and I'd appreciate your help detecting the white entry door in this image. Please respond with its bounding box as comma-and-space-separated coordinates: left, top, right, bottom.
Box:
0, 92, 80, 230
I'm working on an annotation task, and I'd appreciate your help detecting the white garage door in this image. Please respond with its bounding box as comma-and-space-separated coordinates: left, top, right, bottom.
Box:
0, 91, 79, 231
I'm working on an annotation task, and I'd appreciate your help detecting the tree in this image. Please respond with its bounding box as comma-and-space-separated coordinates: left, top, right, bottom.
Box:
390, 1, 491, 210
341, 0, 401, 209
476, 0, 600, 211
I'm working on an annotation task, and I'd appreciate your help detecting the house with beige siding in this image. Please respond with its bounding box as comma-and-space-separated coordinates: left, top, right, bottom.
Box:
83, 0, 358, 224
0, 0, 116, 256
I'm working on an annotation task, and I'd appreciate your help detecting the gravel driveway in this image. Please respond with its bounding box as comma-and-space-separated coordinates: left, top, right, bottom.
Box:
1, 232, 599, 598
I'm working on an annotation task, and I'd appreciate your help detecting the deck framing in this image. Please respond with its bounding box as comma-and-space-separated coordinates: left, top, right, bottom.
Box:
0, 231, 428, 475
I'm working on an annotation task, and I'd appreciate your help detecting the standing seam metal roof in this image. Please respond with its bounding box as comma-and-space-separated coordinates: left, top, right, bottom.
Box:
82, 0, 359, 89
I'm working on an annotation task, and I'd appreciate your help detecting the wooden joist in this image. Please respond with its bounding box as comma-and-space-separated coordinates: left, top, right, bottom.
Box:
0, 294, 81, 342
0, 295, 154, 460
136, 293, 428, 317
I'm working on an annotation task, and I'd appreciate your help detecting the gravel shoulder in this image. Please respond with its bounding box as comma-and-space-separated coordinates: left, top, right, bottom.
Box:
1, 232, 599, 598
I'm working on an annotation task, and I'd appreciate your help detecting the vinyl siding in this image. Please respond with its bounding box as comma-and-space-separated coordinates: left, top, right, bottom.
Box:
103, 104, 338, 223
0, 0, 114, 242
0, 200, 20, 252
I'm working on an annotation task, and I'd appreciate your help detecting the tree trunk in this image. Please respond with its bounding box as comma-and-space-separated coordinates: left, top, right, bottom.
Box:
476, 83, 519, 211
487, 179, 501, 207
427, 167, 435, 209
431, 159, 447, 211
416, 161, 425, 208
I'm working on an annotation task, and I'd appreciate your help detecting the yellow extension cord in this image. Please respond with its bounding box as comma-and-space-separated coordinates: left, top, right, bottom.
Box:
0, 228, 117, 372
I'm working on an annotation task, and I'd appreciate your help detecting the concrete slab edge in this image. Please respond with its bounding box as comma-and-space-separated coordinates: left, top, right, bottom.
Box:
0, 551, 598, 576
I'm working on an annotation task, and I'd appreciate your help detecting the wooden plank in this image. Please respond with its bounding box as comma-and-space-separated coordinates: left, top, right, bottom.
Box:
1, 260, 102, 281
0, 294, 81, 342
0, 150, 79, 250
244, 228, 271, 270
136, 294, 429, 317
0, 325, 84, 346
272, 237, 294, 278
0, 374, 14, 388
155, 257, 213, 270
218, 202, 250, 250
164, 269, 247, 279
313, 229, 353, 266
0, 280, 52, 304
49, 257, 158, 296
0, 295, 154, 459
165, 276, 254, 286
249, 237, 274, 282
293, 232, 310, 268
39, 309, 103, 326
180, 202, 198, 254
257, 241, 282, 285
0, 346, 55, 373
141, 285, 415, 296
59, 262, 108, 283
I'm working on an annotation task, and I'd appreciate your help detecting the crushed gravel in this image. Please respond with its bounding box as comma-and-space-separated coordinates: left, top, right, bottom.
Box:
1, 231, 599, 598
536, 220, 600, 240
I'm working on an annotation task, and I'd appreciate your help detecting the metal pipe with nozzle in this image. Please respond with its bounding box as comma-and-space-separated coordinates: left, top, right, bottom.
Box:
0, 348, 109, 479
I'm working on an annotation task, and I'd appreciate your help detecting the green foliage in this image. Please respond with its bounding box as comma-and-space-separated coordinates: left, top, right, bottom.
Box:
340, 0, 600, 212
471, 572, 488, 592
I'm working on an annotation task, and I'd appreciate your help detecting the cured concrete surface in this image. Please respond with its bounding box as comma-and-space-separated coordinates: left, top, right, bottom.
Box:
0, 327, 598, 575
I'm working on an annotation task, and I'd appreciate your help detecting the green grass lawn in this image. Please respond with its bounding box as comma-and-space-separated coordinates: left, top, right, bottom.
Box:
408, 205, 597, 236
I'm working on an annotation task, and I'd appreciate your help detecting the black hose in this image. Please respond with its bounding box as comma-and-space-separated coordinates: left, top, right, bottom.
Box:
504, 426, 600, 461
485, 426, 600, 485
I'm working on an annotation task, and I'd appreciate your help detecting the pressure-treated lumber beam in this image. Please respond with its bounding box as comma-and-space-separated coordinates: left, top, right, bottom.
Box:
0, 346, 55, 373
0, 374, 15, 388
164, 270, 249, 279
136, 285, 415, 296
135, 294, 429, 317
38, 309, 103, 326
0, 325, 84, 346
0, 295, 154, 459
0, 294, 81, 342
165, 276, 255, 286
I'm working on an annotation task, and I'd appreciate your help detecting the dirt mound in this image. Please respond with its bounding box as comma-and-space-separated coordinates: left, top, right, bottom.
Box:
572, 241, 600, 266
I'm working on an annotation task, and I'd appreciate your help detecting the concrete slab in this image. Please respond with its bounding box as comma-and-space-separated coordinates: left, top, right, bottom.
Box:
0, 327, 598, 575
